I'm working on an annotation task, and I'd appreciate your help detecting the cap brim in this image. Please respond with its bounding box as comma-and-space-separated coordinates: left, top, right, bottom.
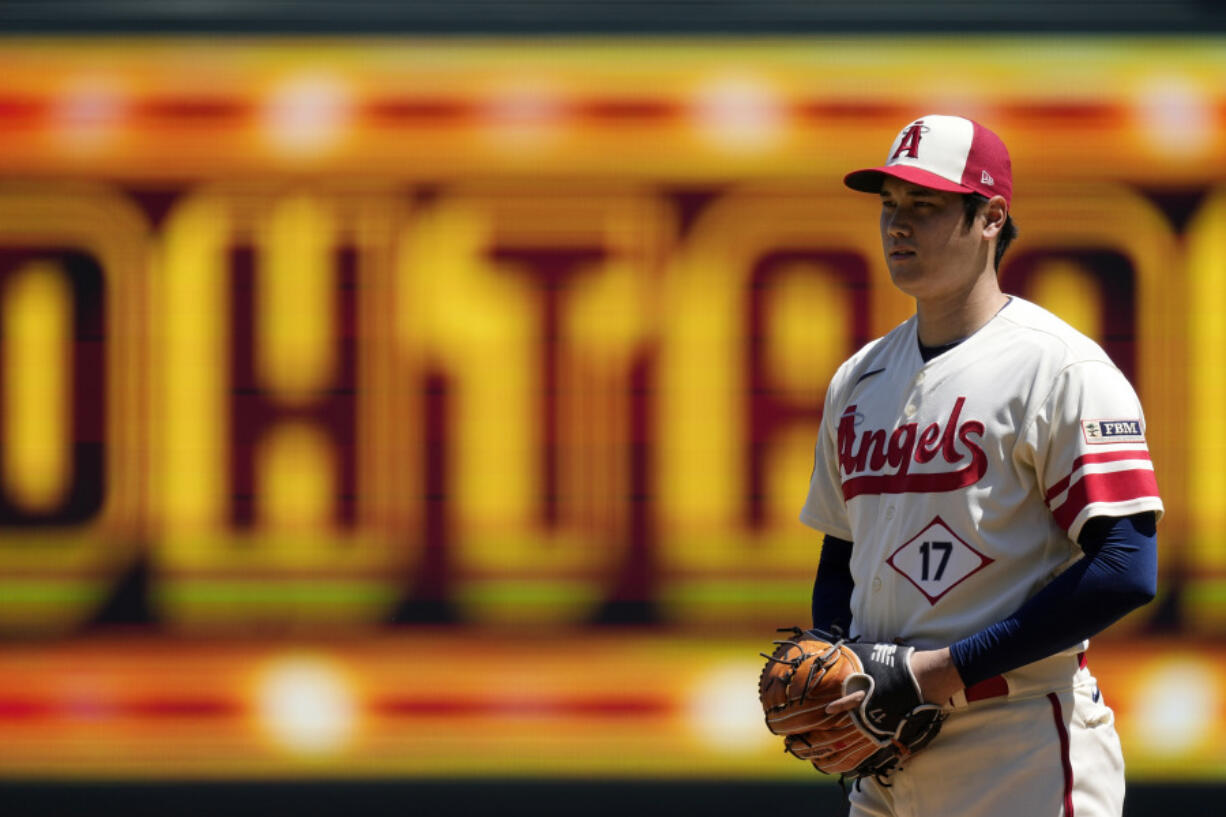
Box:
844, 166, 973, 196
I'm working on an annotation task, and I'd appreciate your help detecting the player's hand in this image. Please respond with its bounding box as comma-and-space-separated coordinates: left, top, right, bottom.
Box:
824, 646, 963, 712
823, 689, 866, 714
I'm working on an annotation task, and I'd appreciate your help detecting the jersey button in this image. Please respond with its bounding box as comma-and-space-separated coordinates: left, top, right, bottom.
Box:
915, 372, 925, 384
872, 577, 882, 592
904, 403, 917, 417
885, 506, 895, 520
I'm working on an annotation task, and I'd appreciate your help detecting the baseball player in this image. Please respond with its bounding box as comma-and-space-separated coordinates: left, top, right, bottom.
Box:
800, 114, 1162, 816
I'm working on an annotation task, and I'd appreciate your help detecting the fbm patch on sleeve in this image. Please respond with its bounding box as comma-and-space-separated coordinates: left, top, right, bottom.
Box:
1081, 419, 1145, 445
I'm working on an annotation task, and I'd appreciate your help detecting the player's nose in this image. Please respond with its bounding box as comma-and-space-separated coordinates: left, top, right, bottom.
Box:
884, 210, 911, 238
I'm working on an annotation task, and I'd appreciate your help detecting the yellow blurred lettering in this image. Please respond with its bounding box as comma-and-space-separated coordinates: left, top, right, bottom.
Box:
2, 260, 71, 512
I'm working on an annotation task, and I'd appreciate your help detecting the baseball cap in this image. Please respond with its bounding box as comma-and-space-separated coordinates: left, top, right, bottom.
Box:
844, 114, 1012, 206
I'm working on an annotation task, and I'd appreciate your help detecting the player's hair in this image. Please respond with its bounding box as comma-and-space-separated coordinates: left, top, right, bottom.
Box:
963, 193, 1018, 271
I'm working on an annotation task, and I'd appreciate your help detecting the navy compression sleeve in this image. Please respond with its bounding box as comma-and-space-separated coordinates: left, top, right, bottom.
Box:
811, 534, 854, 634
948, 512, 1158, 687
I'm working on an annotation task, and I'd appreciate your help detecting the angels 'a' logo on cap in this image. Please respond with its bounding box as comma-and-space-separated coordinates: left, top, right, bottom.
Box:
891, 121, 929, 160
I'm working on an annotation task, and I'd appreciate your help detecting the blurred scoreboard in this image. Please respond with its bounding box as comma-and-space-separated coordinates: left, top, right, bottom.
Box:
0, 37, 1225, 780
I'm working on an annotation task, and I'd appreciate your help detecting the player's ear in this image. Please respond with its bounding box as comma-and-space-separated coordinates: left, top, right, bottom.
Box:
981, 195, 1008, 240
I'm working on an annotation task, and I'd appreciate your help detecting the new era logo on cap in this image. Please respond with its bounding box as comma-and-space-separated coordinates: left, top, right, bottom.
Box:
844, 114, 1013, 205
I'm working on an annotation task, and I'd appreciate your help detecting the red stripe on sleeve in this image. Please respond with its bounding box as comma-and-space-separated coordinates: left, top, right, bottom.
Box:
1045, 449, 1153, 503
1051, 467, 1160, 531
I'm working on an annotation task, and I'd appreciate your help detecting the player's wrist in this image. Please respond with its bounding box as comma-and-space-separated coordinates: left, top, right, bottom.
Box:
909, 647, 964, 705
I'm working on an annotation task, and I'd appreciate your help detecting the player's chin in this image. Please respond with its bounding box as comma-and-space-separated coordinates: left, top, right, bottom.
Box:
886, 262, 928, 295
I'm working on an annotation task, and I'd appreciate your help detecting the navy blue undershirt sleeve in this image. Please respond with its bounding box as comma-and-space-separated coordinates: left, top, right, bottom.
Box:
812, 534, 854, 635
948, 512, 1158, 687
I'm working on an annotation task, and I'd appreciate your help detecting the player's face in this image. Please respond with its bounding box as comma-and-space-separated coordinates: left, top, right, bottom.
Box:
878, 177, 991, 301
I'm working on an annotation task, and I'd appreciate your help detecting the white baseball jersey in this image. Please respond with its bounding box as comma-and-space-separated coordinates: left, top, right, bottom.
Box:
800, 296, 1163, 659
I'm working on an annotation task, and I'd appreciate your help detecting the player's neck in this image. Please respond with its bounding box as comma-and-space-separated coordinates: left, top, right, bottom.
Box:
914, 270, 1009, 348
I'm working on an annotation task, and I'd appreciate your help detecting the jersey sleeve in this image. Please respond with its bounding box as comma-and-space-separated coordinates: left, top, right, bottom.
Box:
1027, 360, 1164, 542
799, 381, 854, 540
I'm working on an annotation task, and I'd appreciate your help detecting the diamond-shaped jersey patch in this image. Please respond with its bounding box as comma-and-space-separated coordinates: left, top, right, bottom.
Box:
886, 516, 994, 605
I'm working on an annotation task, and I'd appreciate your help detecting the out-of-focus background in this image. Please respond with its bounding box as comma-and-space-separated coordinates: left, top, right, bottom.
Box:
1, 2, 1225, 815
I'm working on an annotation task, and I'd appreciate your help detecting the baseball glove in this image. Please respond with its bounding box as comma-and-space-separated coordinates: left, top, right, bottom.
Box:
757, 627, 945, 781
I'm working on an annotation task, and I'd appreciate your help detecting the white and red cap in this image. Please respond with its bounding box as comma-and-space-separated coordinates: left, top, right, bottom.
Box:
844, 114, 1012, 206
